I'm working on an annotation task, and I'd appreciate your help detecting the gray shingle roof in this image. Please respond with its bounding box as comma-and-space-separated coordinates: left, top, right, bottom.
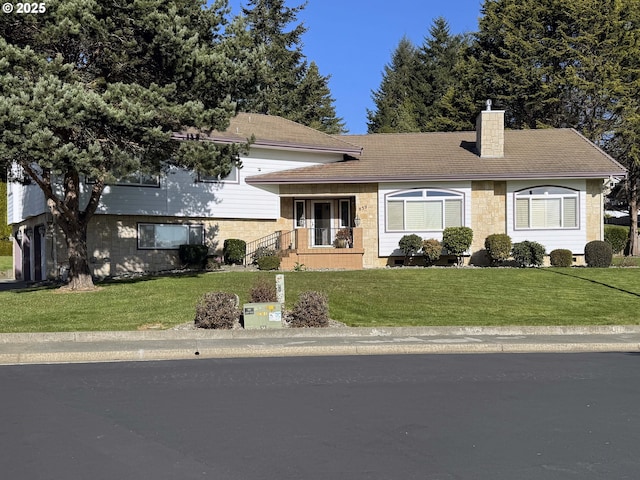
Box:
175, 113, 362, 155
246, 128, 626, 184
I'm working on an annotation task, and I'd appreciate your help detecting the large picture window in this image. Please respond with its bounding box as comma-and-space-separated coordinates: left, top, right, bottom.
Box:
386, 189, 463, 232
138, 224, 204, 249
515, 186, 578, 229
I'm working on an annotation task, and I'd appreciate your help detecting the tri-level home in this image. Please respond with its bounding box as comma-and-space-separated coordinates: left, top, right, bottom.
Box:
8, 106, 626, 281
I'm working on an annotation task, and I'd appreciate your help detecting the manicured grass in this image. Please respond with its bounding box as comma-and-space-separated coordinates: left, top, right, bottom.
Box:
0, 256, 12, 272
1, 268, 639, 332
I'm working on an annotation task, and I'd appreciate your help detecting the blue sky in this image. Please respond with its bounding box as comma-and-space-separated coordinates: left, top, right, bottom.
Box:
229, 0, 484, 133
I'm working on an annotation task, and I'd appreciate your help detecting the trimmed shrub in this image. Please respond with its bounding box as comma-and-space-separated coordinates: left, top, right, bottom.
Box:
422, 238, 442, 266
178, 244, 209, 268
604, 225, 629, 254
399, 234, 423, 258
223, 239, 246, 265
585, 240, 612, 267
256, 255, 281, 271
289, 291, 329, 328
550, 249, 573, 267
194, 292, 240, 329
252, 246, 277, 263
442, 227, 473, 265
484, 234, 512, 264
250, 278, 277, 302
512, 241, 546, 267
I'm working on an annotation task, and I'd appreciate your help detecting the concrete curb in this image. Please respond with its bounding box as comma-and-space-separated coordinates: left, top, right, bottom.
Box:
2, 325, 640, 344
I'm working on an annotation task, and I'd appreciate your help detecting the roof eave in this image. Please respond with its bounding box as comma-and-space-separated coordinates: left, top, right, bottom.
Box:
246, 171, 627, 185
171, 133, 362, 156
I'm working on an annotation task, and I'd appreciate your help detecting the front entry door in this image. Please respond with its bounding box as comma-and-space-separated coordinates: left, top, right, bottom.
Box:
312, 202, 332, 246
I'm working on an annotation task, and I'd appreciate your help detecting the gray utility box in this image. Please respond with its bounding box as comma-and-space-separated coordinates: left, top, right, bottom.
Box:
243, 303, 283, 330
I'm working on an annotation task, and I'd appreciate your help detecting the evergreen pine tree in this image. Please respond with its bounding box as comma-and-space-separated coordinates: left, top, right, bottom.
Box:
237, 0, 344, 132
0, 0, 246, 289
367, 37, 421, 133
294, 62, 346, 134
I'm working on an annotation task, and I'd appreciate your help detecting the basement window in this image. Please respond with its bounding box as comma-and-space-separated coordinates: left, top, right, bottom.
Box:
138, 224, 204, 249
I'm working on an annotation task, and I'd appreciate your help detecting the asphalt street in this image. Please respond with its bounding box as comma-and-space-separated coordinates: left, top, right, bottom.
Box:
2, 353, 639, 479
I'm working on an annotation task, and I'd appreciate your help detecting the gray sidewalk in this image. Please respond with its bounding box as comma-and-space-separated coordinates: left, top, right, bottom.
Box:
1, 325, 640, 365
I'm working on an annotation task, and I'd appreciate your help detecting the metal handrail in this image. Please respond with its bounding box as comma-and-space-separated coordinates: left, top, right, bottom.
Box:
244, 230, 296, 266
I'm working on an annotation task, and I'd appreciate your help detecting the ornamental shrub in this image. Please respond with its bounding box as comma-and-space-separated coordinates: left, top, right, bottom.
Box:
256, 255, 281, 271
178, 244, 209, 268
252, 246, 277, 263
398, 234, 423, 260
511, 241, 546, 267
442, 227, 473, 265
194, 292, 240, 329
484, 234, 512, 264
604, 225, 629, 254
421, 238, 442, 266
249, 277, 277, 302
289, 291, 329, 328
584, 240, 612, 267
550, 249, 573, 267
223, 239, 246, 265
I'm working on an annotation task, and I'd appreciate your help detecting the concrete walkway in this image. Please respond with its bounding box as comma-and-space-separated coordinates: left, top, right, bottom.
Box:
1, 325, 640, 365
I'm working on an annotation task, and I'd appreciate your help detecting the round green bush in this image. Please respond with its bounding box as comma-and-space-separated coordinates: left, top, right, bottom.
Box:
398, 234, 423, 257
604, 225, 629, 254
223, 239, 246, 265
442, 227, 473, 256
484, 233, 512, 264
550, 249, 573, 267
512, 240, 546, 267
584, 240, 612, 267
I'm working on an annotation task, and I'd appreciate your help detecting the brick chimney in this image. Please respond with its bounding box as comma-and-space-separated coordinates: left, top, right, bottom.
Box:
476, 100, 504, 158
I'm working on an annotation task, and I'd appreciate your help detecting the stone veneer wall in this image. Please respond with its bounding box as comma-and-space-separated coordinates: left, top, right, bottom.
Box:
470, 181, 507, 265
85, 214, 285, 277
279, 183, 380, 268
586, 179, 604, 243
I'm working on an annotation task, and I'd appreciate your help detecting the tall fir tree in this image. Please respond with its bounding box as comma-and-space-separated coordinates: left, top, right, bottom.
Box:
236, 0, 344, 132
368, 21, 475, 134
367, 36, 421, 133
0, 0, 247, 289
293, 62, 346, 134
475, 0, 640, 254
416, 18, 475, 131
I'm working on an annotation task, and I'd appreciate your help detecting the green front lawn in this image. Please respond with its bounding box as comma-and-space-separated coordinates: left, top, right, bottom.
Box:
1, 268, 639, 332
0, 256, 12, 272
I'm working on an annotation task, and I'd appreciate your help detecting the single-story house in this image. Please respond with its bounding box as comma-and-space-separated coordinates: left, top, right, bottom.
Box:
8, 106, 627, 281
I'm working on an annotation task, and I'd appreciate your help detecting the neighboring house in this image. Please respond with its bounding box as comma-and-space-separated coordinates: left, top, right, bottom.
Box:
8, 108, 626, 281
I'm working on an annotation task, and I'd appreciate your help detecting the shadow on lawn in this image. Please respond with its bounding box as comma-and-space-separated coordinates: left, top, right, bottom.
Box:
0, 270, 205, 293
544, 269, 640, 298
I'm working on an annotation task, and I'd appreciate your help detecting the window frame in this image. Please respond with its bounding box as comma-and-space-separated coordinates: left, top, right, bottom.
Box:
294, 200, 306, 228
198, 166, 239, 184
514, 186, 579, 230
385, 188, 464, 232
137, 223, 204, 250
